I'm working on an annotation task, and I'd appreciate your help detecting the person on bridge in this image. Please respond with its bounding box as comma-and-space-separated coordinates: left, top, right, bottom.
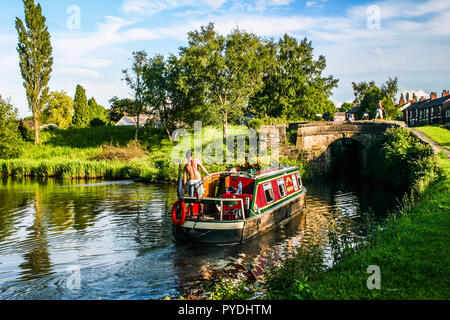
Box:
375, 100, 384, 120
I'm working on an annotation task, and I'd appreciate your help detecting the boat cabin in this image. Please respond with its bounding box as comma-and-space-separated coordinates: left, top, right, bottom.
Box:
182, 166, 303, 222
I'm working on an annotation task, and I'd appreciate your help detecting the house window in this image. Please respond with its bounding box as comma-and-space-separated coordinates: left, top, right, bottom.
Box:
277, 178, 287, 198
263, 183, 275, 204
296, 173, 303, 189
292, 174, 299, 191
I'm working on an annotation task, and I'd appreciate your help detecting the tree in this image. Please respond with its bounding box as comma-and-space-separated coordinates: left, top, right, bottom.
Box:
340, 102, 354, 112
249, 34, 338, 120
41, 91, 73, 129
123, 50, 149, 141
72, 85, 90, 128
381, 76, 399, 102
108, 96, 136, 123
15, 0, 53, 144
88, 97, 108, 125
179, 23, 271, 138
356, 87, 384, 119
0, 96, 23, 159
351, 81, 376, 105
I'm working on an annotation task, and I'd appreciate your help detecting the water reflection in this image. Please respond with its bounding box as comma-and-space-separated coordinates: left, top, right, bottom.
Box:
0, 175, 401, 299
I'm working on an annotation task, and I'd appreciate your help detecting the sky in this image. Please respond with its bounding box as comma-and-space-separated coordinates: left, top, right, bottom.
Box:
1, 0, 449, 117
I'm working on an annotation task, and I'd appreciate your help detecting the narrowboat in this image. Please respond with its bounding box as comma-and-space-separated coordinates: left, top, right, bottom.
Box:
171, 165, 307, 244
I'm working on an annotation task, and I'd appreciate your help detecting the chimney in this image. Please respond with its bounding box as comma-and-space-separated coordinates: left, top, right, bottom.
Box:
419, 96, 426, 102
399, 98, 405, 105
442, 90, 449, 98
430, 92, 437, 100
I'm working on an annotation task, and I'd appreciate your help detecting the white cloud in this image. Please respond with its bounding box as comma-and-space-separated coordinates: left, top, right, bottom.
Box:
56, 68, 102, 78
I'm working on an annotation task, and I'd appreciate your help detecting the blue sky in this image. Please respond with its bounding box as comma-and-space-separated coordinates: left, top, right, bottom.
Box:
1, 0, 449, 117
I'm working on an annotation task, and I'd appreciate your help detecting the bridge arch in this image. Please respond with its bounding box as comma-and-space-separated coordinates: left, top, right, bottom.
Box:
293, 121, 405, 174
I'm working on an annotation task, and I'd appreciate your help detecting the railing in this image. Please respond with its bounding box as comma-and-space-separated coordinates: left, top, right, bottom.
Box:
183, 196, 245, 221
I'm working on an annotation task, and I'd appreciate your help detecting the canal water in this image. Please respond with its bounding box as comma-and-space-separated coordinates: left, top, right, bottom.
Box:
0, 174, 401, 300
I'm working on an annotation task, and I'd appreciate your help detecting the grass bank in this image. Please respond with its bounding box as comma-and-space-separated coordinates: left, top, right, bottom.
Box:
263, 129, 450, 300
3, 125, 307, 182
415, 125, 450, 150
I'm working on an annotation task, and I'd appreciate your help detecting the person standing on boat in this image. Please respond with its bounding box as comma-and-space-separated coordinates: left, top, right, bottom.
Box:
183, 151, 211, 215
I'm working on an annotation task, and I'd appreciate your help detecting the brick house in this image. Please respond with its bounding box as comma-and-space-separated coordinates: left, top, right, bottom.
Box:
403, 90, 450, 126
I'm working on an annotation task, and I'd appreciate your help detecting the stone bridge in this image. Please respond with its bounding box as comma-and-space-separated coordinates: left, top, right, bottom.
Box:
295, 121, 405, 159
284, 121, 406, 174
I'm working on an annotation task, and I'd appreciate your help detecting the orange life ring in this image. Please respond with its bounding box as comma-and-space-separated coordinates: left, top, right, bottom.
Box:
172, 200, 187, 226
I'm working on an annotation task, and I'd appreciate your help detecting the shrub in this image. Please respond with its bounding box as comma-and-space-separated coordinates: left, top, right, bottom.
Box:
367, 127, 438, 188
89, 141, 149, 162
0, 96, 23, 159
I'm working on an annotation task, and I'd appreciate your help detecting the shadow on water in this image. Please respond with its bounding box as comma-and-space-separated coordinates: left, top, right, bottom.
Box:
0, 170, 403, 299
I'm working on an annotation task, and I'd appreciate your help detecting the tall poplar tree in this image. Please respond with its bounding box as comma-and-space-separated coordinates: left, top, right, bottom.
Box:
72, 85, 90, 128
16, 0, 53, 144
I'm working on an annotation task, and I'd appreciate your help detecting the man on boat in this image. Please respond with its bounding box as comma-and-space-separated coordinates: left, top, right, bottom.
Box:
183, 151, 211, 215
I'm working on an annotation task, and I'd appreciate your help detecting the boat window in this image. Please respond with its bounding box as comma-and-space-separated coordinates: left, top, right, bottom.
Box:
277, 178, 287, 198
263, 183, 275, 204
296, 173, 303, 188
292, 174, 299, 191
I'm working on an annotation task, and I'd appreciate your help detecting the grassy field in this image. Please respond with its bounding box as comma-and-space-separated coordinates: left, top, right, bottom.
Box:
415, 125, 450, 150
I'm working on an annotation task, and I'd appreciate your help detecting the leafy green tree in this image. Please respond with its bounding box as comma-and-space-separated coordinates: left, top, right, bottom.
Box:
249, 34, 338, 120
179, 23, 271, 138
340, 102, 354, 112
381, 76, 399, 102
41, 91, 73, 129
123, 50, 149, 141
0, 96, 23, 159
88, 97, 108, 124
72, 85, 90, 128
356, 87, 384, 119
143, 54, 173, 139
108, 97, 136, 123
351, 81, 376, 105
15, 0, 53, 144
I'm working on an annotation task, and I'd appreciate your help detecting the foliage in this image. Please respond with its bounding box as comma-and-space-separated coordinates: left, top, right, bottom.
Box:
41, 91, 73, 129
108, 96, 136, 123
340, 102, 354, 112
88, 97, 108, 124
72, 85, 90, 128
89, 141, 149, 162
367, 127, 438, 188
18, 119, 34, 142
15, 0, 53, 144
179, 23, 271, 138
210, 279, 253, 300
249, 34, 338, 120
353, 78, 400, 120
0, 96, 24, 159
264, 243, 325, 300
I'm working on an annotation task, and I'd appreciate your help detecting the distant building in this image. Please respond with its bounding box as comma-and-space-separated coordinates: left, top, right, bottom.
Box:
403, 90, 450, 126
334, 112, 346, 122
115, 113, 161, 128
